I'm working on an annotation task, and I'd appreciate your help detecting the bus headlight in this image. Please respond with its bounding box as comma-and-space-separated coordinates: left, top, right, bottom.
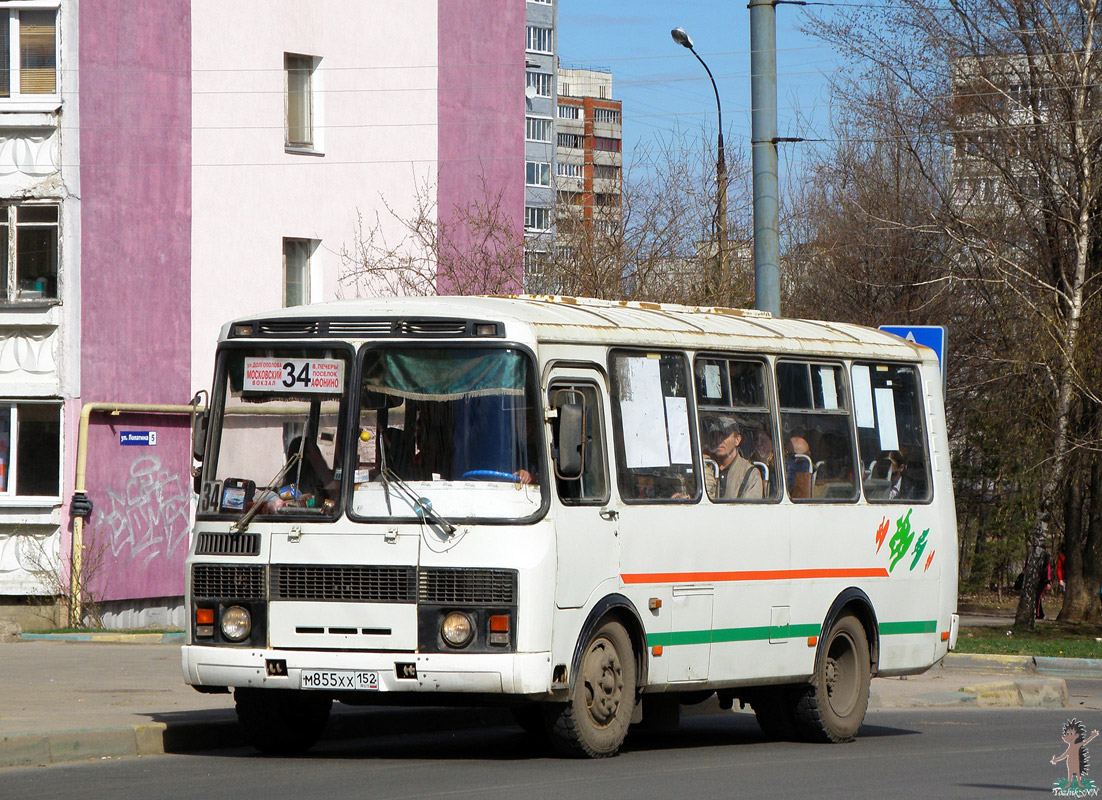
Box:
220, 605, 252, 642
441, 612, 474, 648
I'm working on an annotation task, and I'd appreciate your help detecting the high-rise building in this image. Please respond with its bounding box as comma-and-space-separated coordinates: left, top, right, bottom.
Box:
523, 0, 558, 268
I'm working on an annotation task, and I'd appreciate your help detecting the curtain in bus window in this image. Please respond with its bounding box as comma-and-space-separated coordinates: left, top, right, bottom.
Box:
361, 349, 526, 401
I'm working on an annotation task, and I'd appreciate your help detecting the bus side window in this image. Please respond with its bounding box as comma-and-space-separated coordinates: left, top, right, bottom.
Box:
851, 363, 932, 503
550, 384, 609, 504
609, 350, 699, 503
694, 356, 780, 502
777, 361, 859, 502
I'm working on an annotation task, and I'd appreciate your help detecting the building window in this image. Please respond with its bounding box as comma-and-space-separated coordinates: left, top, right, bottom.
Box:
0, 6, 57, 99
593, 163, 620, 180
593, 107, 621, 124
558, 104, 580, 119
525, 161, 551, 187
557, 162, 582, 178
285, 53, 316, 149
283, 238, 313, 307
526, 71, 553, 98
526, 26, 553, 54
594, 136, 621, 152
557, 132, 583, 149
0, 402, 61, 498
524, 206, 551, 232
0, 203, 58, 301
525, 116, 552, 142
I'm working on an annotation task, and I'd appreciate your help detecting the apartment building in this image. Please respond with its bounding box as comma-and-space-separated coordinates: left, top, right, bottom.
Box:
0, 1, 523, 627
523, 0, 557, 264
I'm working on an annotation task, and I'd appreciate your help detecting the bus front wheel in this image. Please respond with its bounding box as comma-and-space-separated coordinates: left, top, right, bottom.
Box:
793, 615, 871, 743
234, 688, 332, 754
545, 620, 637, 758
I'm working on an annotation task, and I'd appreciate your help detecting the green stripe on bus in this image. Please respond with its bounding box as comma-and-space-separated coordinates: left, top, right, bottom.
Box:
879, 620, 937, 635
646, 623, 822, 648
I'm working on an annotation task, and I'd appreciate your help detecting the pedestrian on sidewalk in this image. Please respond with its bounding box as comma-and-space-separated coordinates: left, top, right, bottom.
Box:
1037, 550, 1052, 619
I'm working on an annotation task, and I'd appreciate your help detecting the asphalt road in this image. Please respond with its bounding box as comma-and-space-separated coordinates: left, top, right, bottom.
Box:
5, 705, 1102, 800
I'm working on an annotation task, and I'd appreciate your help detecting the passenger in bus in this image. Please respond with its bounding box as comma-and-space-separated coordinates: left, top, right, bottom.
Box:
785, 436, 814, 499
887, 449, 918, 500
704, 416, 763, 500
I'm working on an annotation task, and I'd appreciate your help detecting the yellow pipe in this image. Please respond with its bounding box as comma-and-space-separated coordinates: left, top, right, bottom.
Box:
69, 402, 206, 627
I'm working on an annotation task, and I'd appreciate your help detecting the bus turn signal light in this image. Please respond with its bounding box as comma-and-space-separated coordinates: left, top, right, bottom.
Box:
196, 608, 214, 625
489, 614, 510, 646
941, 631, 950, 641
807, 636, 818, 647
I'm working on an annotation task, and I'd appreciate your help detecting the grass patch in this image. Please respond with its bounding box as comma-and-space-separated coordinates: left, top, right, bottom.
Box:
955, 625, 1102, 659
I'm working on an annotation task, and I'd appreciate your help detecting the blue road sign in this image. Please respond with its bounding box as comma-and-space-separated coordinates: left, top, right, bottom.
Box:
120, 431, 157, 446
879, 325, 947, 378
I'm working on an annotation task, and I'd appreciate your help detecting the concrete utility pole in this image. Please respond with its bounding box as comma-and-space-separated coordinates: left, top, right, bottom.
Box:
749, 0, 781, 317
671, 28, 728, 304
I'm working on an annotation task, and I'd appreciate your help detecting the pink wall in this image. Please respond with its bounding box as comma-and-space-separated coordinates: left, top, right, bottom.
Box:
437, 0, 525, 294
78, 3, 192, 600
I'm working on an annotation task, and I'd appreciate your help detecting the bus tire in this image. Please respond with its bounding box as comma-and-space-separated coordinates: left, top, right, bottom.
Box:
749, 687, 799, 741
793, 615, 871, 743
234, 688, 332, 755
545, 620, 636, 758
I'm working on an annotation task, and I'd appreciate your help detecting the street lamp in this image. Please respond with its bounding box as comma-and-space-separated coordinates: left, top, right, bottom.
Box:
671, 27, 728, 304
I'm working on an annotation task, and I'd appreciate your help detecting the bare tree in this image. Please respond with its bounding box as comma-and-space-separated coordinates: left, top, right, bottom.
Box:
805, 0, 1102, 627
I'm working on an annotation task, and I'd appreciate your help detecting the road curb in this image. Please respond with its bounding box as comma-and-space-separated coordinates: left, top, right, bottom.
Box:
943, 652, 1102, 677
19, 632, 185, 645
0, 706, 514, 770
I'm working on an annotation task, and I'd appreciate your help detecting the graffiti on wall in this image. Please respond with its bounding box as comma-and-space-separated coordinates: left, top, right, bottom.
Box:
98, 455, 190, 569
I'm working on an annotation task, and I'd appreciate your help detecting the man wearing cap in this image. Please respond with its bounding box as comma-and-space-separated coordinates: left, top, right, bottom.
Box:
705, 416, 763, 500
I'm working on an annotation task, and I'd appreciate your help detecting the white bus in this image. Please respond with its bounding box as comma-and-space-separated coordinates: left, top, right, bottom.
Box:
183, 295, 958, 758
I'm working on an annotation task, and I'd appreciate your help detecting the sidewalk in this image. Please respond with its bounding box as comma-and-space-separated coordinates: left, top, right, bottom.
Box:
0, 638, 1087, 770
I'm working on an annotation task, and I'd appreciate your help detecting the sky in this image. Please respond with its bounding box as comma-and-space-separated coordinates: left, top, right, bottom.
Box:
555, 0, 845, 176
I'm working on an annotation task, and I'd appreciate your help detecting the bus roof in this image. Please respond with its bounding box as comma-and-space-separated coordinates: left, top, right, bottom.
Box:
222, 295, 935, 364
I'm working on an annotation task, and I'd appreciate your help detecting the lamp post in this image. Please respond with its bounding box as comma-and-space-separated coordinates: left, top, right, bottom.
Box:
671, 27, 728, 304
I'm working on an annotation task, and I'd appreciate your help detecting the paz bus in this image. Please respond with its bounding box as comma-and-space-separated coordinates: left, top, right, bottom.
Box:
183, 295, 958, 757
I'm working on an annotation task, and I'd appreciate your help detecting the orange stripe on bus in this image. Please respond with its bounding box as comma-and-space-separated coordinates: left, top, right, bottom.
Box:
620, 568, 891, 584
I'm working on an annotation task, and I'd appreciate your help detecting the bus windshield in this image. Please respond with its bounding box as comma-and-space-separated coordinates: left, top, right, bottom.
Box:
201, 347, 350, 520
351, 346, 544, 522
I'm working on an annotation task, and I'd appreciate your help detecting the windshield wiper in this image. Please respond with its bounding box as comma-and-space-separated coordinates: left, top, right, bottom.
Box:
231, 449, 303, 533
379, 467, 456, 536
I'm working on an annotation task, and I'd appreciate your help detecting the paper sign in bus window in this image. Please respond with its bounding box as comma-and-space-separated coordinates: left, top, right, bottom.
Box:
819, 366, 839, 410
664, 396, 692, 464
874, 387, 900, 450
703, 363, 723, 399
852, 365, 875, 428
243, 358, 344, 394
620, 399, 671, 468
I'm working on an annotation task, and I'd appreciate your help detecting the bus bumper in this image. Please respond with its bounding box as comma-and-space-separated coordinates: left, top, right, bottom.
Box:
182, 645, 553, 696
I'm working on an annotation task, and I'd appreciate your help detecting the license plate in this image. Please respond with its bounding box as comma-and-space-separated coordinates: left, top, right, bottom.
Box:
300, 669, 379, 690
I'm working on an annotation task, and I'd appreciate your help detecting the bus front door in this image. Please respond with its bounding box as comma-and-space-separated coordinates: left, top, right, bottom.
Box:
548, 372, 620, 609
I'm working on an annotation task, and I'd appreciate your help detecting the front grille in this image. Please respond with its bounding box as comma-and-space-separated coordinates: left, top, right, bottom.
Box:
257, 320, 323, 336
271, 564, 416, 603
192, 564, 265, 599
418, 568, 516, 605
395, 319, 469, 337
195, 532, 260, 556
327, 320, 394, 337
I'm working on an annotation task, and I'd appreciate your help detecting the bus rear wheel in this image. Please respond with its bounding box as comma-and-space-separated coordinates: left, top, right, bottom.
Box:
793, 615, 871, 743
234, 688, 332, 754
546, 620, 636, 758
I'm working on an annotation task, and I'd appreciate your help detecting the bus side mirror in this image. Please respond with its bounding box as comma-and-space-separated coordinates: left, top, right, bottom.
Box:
556, 402, 585, 479
192, 410, 209, 463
